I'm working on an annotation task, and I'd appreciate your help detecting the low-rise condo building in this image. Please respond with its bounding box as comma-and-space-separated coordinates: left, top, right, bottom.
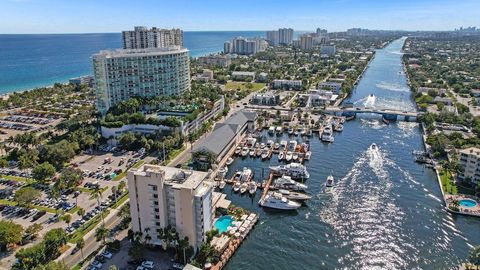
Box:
458, 147, 480, 187
128, 165, 214, 249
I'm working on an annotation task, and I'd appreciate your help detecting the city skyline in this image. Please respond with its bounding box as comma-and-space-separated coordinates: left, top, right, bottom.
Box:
1, 0, 479, 34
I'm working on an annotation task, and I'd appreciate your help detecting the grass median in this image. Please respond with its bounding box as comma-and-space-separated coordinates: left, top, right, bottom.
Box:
69, 209, 110, 244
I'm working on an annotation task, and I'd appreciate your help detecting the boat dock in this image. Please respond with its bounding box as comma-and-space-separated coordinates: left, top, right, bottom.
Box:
261, 172, 274, 200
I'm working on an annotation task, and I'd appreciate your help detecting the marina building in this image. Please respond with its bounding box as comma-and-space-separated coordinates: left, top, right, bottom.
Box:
93, 46, 190, 114
458, 147, 480, 188
192, 110, 257, 171
224, 37, 268, 55
127, 165, 214, 249
122, 26, 183, 49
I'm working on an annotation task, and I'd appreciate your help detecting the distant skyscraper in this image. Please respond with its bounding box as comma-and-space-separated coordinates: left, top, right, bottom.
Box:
266, 30, 279, 46
278, 28, 294, 45
122, 26, 183, 49
300, 34, 314, 51
93, 46, 190, 114
224, 37, 268, 55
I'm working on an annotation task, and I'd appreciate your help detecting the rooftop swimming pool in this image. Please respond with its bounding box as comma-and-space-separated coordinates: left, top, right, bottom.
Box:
215, 215, 233, 233
459, 199, 478, 208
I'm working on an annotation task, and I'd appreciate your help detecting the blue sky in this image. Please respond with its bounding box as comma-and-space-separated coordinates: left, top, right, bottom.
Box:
0, 0, 479, 33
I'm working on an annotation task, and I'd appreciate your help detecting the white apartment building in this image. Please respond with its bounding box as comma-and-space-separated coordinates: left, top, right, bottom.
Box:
93, 46, 190, 114
272, 79, 302, 90
224, 37, 268, 55
266, 30, 279, 46
458, 147, 480, 187
278, 28, 294, 45
128, 165, 214, 249
122, 26, 183, 49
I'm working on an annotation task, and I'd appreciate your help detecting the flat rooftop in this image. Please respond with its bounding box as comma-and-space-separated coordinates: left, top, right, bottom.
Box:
133, 164, 210, 190
94, 46, 189, 59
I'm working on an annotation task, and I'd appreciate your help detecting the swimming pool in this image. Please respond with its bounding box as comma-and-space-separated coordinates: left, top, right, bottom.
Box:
215, 215, 234, 233
459, 199, 478, 208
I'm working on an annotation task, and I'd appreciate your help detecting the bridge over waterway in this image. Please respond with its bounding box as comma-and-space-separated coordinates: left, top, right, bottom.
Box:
325, 106, 422, 122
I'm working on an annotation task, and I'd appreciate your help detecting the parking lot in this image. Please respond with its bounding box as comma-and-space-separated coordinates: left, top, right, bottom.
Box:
0, 113, 63, 142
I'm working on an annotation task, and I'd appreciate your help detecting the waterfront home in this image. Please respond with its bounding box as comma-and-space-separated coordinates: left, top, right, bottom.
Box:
458, 147, 480, 188
192, 110, 257, 171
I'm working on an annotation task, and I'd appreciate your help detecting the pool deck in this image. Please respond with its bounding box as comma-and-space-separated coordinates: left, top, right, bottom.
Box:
445, 194, 480, 217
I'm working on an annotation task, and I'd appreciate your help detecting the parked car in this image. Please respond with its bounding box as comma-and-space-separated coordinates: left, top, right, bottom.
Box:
142, 261, 155, 269
90, 260, 102, 269
101, 251, 113, 259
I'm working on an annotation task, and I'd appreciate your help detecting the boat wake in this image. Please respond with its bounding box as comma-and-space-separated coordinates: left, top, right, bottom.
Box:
376, 81, 410, 92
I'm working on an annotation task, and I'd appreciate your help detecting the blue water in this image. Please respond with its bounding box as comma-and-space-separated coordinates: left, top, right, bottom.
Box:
0, 31, 267, 93
459, 199, 478, 208
215, 215, 234, 233
222, 38, 480, 270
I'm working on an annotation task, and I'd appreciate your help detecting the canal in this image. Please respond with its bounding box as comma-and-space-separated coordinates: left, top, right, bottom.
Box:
223, 37, 480, 269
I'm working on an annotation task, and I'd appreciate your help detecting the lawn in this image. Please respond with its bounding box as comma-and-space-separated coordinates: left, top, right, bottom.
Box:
0, 174, 33, 183
440, 170, 457, 195
225, 81, 266, 92
164, 145, 186, 166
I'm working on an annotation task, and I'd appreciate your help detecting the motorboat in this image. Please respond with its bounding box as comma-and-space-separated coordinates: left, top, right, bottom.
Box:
288, 140, 297, 151
278, 189, 311, 202
226, 157, 234, 166
293, 129, 299, 136
270, 163, 310, 179
306, 128, 313, 137
241, 147, 249, 157
266, 140, 274, 148
276, 126, 283, 134
256, 148, 262, 157
240, 182, 248, 194
273, 175, 308, 191
321, 126, 334, 143
301, 143, 309, 152
280, 140, 288, 150
292, 152, 299, 161
218, 166, 228, 178
273, 143, 280, 151
233, 171, 242, 181
248, 182, 257, 195
259, 192, 301, 210
339, 117, 346, 124
249, 149, 256, 157
371, 143, 377, 150
233, 182, 241, 192
278, 152, 285, 161
219, 180, 226, 189
323, 174, 334, 193
234, 147, 241, 155
287, 127, 294, 135
268, 126, 275, 134
260, 143, 266, 149
304, 151, 311, 160
300, 127, 306, 136
261, 149, 270, 160
240, 167, 253, 182
246, 137, 257, 147
285, 151, 293, 162
334, 124, 343, 132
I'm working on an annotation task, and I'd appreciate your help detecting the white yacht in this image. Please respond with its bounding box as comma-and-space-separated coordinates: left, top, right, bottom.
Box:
248, 181, 257, 195
321, 126, 334, 143
278, 189, 311, 202
371, 143, 377, 150
233, 182, 241, 192
323, 174, 334, 193
273, 142, 280, 151
219, 180, 226, 190
288, 140, 297, 151
240, 167, 253, 182
259, 192, 301, 210
261, 149, 270, 160
270, 163, 310, 179
276, 126, 283, 134
268, 126, 275, 134
241, 147, 249, 156
240, 182, 248, 194
334, 124, 344, 132
304, 151, 312, 160
273, 175, 308, 191
278, 152, 285, 161
218, 166, 228, 178
287, 127, 294, 135
260, 143, 266, 149
249, 149, 256, 157
234, 147, 241, 155
292, 152, 299, 161
285, 151, 293, 162
226, 157, 234, 166
280, 140, 288, 150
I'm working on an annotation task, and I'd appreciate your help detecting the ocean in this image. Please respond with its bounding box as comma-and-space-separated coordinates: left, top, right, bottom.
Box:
0, 31, 266, 94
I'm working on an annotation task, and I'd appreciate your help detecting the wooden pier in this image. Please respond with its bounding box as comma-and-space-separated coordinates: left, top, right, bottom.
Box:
261, 172, 274, 200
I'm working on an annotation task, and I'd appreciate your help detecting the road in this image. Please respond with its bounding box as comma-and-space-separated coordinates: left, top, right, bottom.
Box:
56, 199, 128, 269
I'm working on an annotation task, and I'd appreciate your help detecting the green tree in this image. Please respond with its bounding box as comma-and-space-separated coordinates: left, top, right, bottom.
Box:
92, 185, 105, 224
62, 214, 72, 227
95, 225, 109, 244
469, 245, 480, 268
128, 241, 145, 261
43, 228, 68, 260
32, 162, 56, 184
77, 207, 85, 217
76, 238, 85, 259
33, 261, 69, 270
14, 187, 41, 208
25, 223, 43, 239
0, 220, 23, 250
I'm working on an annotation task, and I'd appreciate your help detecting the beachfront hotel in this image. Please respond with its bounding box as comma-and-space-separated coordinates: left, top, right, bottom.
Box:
127, 165, 214, 249
458, 147, 480, 188
93, 46, 190, 113
122, 26, 183, 49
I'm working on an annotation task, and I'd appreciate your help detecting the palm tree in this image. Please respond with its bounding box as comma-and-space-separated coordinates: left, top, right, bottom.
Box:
95, 225, 109, 245
76, 238, 85, 259
111, 186, 118, 204
469, 245, 480, 270
143, 227, 152, 246
178, 236, 190, 264
77, 207, 85, 218
92, 185, 105, 225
